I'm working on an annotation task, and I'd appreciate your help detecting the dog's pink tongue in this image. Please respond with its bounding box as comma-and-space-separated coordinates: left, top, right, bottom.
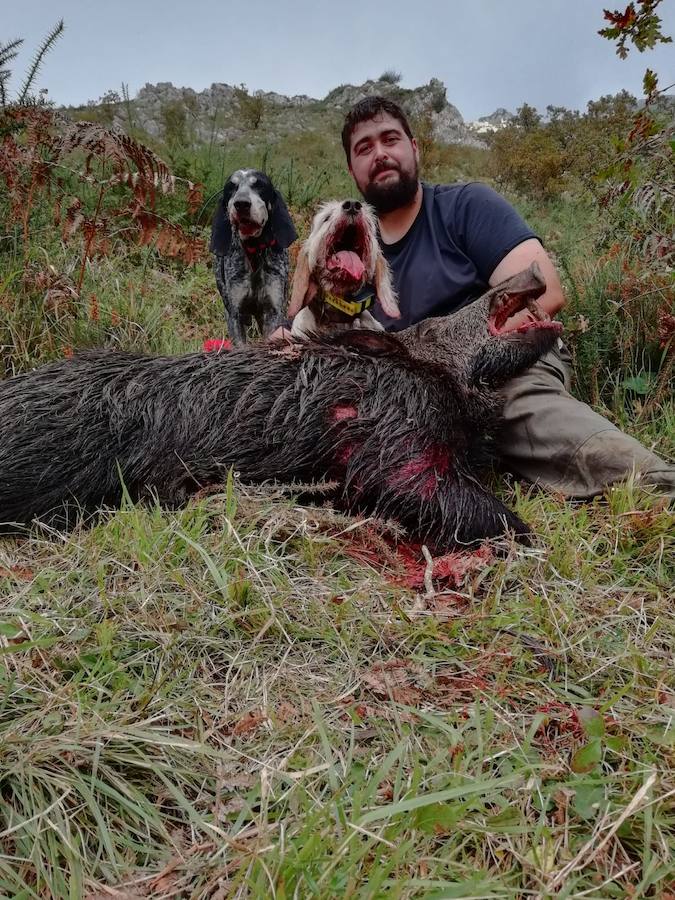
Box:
328, 251, 365, 281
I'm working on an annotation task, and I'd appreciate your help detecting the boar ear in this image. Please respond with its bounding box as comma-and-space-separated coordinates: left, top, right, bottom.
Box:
527, 260, 547, 289
495, 261, 546, 297
330, 330, 403, 358
288, 246, 313, 317
374, 255, 400, 319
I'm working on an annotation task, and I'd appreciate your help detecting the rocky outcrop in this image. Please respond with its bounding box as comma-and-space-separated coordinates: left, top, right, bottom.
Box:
67, 77, 499, 147
324, 77, 485, 147
69, 77, 488, 148
479, 107, 515, 126
467, 107, 516, 135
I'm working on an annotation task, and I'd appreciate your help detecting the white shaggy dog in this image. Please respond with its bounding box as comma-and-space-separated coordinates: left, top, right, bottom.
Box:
288, 200, 400, 339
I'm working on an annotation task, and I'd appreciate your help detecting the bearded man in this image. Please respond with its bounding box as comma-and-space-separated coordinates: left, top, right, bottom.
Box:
338, 96, 675, 498
280, 95, 673, 499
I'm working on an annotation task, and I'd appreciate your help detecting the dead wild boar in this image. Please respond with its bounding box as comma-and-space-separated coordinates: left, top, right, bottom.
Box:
0, 264, 562, 548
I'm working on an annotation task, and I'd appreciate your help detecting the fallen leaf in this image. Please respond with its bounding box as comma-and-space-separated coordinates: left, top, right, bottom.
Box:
361, 659, 423, 705
232, 711, 267, 736
0, 565, 34, 581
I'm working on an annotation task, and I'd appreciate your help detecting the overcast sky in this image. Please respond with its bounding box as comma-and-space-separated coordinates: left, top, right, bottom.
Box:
3, 0, 674, 120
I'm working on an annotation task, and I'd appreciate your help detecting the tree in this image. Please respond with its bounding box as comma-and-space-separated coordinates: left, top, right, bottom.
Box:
586, 90, 638, 119
233, 84, 265, 131
599, 0, 672, 58
515, 103, 541, 131
161, 100, 189, 148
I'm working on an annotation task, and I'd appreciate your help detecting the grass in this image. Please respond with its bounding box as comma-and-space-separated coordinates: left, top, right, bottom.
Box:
0, 480, 673, 897
0, 148, 674, 896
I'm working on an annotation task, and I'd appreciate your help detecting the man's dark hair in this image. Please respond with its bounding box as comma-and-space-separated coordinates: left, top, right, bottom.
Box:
341, 96, 414, 163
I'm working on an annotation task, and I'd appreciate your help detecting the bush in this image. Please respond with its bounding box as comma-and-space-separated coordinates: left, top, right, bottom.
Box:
233, 84, 265, 130
561, 251, 672, 412
488, 93, 640, 201
161, 99, 190, 148
378, 69, 402, 84
490, 127, 566, 199
0, 105, 205, 289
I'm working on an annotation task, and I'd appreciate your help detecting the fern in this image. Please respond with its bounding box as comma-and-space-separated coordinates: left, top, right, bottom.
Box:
57, 121, 176, 201
0, 38, 23, 69
17, 19, 64, 104
0, 106, 205, 273
0, 38, 24, 107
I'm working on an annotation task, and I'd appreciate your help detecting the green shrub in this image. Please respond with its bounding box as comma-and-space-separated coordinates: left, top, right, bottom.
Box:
378, 69, 402, 84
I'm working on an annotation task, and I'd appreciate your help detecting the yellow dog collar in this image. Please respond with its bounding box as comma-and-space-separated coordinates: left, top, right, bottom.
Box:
323, 285, 376, 318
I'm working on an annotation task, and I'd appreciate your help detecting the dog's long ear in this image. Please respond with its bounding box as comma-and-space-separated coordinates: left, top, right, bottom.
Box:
288, 245, 314, 317
210, 193, 232, 255
269, 191, 297, 249
374, 254, 400, 319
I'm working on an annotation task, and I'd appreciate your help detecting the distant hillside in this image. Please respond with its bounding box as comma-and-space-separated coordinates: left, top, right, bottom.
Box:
468, 107, 516, 134
65, 77, 492, 149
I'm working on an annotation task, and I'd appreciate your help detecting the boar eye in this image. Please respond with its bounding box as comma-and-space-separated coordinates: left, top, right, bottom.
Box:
417, 321, 436, 341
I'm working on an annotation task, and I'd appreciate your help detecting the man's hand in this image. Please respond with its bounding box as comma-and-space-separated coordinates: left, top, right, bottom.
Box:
490, 238, 566, 331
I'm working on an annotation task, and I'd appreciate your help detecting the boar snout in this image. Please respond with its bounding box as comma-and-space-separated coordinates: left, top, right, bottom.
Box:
487, 263, 547, 336
466, 263, 563, 387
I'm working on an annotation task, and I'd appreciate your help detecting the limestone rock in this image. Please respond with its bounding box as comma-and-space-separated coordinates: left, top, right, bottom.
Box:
66, 78, 490, 148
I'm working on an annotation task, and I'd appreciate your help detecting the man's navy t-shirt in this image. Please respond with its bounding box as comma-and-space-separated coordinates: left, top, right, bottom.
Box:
373, 182, 537, 332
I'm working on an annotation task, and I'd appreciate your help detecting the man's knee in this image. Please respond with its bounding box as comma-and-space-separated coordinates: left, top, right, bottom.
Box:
502, 341, 570, 404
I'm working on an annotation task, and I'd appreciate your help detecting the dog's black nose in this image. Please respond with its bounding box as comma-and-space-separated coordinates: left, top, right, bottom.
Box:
342, 200, 362, 214
234, 200, 251, 212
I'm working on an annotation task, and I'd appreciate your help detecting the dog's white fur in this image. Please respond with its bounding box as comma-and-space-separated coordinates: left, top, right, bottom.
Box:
288, 200, 399, 339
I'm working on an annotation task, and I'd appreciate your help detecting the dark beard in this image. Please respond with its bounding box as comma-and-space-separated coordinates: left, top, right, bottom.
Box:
361, 165, 419, 214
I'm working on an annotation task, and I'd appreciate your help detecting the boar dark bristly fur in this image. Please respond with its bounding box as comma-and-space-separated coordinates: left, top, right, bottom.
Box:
0, 264, 562, 548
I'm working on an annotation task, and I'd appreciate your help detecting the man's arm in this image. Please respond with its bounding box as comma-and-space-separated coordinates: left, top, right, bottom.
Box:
489, 238, 565, 331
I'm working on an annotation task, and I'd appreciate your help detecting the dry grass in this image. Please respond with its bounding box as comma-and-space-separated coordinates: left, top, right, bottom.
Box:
0, 475, 673, 897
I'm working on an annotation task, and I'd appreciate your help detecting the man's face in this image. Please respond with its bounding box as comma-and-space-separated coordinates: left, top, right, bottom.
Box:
348, 112, 420, 214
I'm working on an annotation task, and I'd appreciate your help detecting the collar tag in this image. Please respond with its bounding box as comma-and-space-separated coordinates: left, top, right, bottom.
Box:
323, 285, 376, 317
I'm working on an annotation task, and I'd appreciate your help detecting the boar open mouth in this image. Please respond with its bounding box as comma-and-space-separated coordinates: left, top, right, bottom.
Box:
325, 219, 369, 285
488, 286, 563, 337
